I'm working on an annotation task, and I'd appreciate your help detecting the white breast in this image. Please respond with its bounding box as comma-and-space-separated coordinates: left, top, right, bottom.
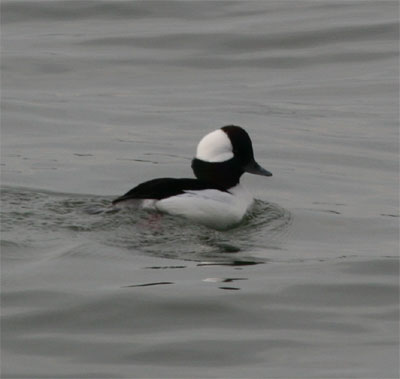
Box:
155, 184, 253, 230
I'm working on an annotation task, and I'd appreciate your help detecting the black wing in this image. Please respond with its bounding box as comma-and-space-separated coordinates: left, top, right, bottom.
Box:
112, 178, 225, 205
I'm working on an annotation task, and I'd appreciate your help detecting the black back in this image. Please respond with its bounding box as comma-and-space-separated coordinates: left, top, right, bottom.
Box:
112, 177, 228, 205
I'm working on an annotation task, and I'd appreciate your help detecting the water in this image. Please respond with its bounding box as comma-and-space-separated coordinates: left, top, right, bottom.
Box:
1, 1, 399, 378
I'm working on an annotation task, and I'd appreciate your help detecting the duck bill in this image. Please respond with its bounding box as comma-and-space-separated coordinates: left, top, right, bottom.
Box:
244, 161, 272, 177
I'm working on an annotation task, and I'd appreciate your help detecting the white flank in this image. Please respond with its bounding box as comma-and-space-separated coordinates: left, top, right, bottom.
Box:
155, 185, 253, 230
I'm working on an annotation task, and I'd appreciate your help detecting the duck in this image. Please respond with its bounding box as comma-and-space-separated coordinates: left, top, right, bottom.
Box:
112, 125, 272, 229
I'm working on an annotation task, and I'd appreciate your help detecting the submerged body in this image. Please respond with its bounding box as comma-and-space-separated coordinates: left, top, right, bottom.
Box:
113, 125, 272, 229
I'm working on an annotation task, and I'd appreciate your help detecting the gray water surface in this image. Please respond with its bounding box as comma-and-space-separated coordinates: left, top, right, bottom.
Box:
1, 1, 399, 378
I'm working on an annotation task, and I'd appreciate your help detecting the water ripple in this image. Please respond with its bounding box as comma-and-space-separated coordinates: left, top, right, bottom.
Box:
1, 187, 291, 263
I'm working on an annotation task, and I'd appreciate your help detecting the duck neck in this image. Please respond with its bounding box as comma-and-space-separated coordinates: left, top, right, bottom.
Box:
191, 158, 243, 189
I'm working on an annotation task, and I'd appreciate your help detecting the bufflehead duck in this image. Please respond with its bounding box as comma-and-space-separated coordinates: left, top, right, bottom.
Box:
112, 125, 272, 229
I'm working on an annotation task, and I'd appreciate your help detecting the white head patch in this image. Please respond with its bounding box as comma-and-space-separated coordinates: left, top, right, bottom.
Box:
196, 129, 234, 162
